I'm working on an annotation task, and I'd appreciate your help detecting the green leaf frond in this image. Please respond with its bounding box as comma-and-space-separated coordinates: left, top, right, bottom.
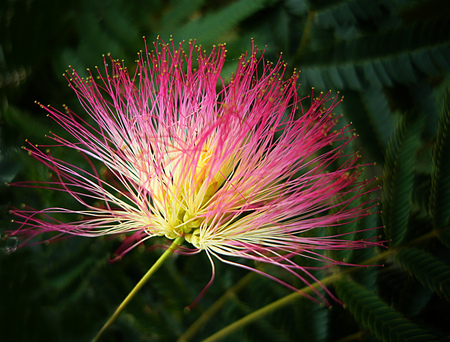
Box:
297, 17, 450, 91
382, 113, 424, 246
395, 247, 450, 302
334, 278, 439, 342
430, 88, 450, 230
171, 0, 269, 47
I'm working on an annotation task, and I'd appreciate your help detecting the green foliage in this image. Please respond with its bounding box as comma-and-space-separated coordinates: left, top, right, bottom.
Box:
169, 0, 269, 46
298, 14, 450, 90
377, 265, 433, 318
340, 89, 396, 163
335, 278, 438, 342
1, 0, 450, 341
430, 88, 450, 229
382, 114, 424, 246
348, 208, 379, 290
395, 247, 450, 301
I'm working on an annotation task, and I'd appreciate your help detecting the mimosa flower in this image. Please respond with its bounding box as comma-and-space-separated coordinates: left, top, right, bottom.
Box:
10, 38, 378, 304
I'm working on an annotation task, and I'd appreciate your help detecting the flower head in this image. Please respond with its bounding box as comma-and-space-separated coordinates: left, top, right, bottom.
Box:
10, 37, 378, 304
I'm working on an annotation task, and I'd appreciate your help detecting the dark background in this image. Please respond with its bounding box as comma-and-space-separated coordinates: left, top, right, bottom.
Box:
1, 0, 449, 341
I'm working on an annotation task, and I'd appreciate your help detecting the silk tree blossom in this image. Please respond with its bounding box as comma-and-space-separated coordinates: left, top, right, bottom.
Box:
10, 38, 378, 304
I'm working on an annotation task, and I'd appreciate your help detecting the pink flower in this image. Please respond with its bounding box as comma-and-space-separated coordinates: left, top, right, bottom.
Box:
10, 38, 378, 304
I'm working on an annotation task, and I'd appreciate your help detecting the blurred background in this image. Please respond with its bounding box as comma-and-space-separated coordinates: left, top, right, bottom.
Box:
1, 0, 449, 341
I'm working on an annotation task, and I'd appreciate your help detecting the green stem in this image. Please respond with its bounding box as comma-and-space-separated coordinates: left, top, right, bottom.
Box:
177, 272, 255, 342
201, 237, 437, 342
203, 255, 392, 342
201, 272, 343, 342
92, 236, 185, 342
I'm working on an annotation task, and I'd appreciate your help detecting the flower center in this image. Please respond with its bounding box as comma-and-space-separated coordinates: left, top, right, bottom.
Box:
149, 142, 231, 246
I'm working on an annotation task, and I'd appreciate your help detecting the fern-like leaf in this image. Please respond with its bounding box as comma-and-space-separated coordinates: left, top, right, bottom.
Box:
172, 0, 268, 46
312, 0, 384, 29
348, 208, 379, 290
395, 247, 450, 302
159, 0, 205, 33
430, 88, 450, 229
340, 89, 396, 163
45, 240, 107, 303
335, 278, 438, 342
382, 114, 423, 246
377, 265, 433, 317
298, 18, 450, 91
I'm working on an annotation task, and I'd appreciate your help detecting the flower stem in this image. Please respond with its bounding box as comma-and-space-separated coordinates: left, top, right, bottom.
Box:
92, 236, 185, 342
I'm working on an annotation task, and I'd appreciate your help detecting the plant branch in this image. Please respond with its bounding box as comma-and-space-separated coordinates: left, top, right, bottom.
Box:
92, 236, 185, 342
